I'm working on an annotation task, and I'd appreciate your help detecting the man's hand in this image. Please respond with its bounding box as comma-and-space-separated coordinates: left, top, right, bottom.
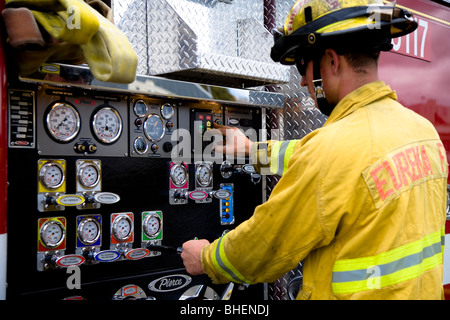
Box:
181, 239, 210, 275
212, 122, 254, 157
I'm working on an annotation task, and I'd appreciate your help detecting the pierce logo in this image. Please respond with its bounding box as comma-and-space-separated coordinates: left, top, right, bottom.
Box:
148, 274, 192, 292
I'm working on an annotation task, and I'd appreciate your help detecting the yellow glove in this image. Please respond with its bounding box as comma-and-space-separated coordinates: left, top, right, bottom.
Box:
79, 3, 137, 83
6, 0, 99, 45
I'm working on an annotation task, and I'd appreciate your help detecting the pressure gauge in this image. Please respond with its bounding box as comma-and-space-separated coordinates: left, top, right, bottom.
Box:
143, 213, 162, 239
133, 99, 148, 117
133, 136, 148, 154
40, 220, 65, 249
92, 106, 123, 144
160, 103, 174, 120
77, 163, 100, 189
196, 163, 212, 187
77, 217, 101, 245
39, 162, 64, 189
45, 102, 80, 142
111, 215, 133, 242
170, 163, 188, 187
144, 114, 165, 142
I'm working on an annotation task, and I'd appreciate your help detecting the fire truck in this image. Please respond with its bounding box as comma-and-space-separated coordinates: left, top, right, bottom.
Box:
0, 0, 448, 301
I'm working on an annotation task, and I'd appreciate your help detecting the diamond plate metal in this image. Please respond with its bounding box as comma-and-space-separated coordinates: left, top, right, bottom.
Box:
111, 0, 148, 75
112, 0, 291, 88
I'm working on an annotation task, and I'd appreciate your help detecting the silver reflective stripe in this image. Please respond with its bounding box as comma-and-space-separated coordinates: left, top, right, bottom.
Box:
276, 141, 290, 176
214, 236, 242, 283
332, 241, 442, 283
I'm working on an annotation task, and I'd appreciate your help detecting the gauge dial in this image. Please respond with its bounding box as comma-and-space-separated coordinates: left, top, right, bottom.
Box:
160, 103, 174, 120
40, 220, 65, 249
78, 163, 100, 189
92, 106, 123, 144
77, 217, 101, 245
196, 163, 212, 187
39, 162, 64, 189
133, 136, 148, 154
46, 102, 80, 142
134, 100, 148, 117
144, 114, 165, 142
112, 215, 133, 242
143, 214, 162, 238
170, 163, 188, 187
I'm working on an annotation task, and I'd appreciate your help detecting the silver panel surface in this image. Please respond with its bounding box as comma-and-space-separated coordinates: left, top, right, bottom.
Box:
112, 0, 291, 87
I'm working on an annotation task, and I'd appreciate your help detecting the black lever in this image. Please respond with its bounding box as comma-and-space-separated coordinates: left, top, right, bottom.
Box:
147, 244, 182, 254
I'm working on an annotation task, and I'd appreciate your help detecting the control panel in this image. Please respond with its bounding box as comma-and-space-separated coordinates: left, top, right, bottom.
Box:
6, 83, 264, 300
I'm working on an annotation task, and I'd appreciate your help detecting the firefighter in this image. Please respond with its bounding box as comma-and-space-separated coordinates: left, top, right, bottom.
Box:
181, 0, 448, 299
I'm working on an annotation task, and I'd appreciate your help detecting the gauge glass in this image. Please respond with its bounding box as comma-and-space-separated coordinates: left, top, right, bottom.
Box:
40, 220, 65, 248
78, 164, 100, 188
143, 214, 161, 238
134, 100, 148, 117
170, 164, 187, 187
144, 114, 165, 142
112, 215, 132, 241
133, 136, 148, 155
40, 162, 64, 189
92, 106, 123, 144
160, 103, 174, 120
77, 218, 101, 245
196, 163, 212, 187
46, 102, 80, 142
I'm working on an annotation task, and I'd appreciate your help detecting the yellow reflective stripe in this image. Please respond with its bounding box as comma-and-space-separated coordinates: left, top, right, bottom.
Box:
332, 229, 444, 294
270, 141, 281, 175
270, 140, 299, 176
210, 234, 250, 284
283, 140, 297, 175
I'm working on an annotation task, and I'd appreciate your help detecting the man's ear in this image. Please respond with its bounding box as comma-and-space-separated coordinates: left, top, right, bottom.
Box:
325, 48, 340, 74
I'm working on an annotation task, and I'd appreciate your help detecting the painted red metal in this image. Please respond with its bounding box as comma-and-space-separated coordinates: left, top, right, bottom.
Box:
0, 0, 7, 236
379, 0, 450, 183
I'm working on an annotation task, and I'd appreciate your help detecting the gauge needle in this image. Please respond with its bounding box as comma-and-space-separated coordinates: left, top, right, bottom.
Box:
56, 116, 68, 129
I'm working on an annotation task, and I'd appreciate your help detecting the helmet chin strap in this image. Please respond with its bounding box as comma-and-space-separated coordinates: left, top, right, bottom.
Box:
312, 57, 335, 117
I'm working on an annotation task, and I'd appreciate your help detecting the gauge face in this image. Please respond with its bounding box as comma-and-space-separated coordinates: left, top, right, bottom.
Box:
77, 217, 101, 245
78, 164, 100, 188
40, 162, 64, 189
134, 100, 148, 117
143, 214, 162, 238
40, 220, 65, 249
160, 103, 174, 120
170, 163, 188, 187
46, 102, 80, 142
133, 136, 148, 154
112, 215, 133, 242
196, 163, 212, 187
92, 106, 123, 144
144, 114, 165, 142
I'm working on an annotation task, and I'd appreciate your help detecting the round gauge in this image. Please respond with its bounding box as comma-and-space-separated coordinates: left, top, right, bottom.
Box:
40, 220, 65, 249
144, 114, 165, 142
39, 162, 64, 189
112, 215, 133, 242
77, 217, 101, 245
134, 100, 148, 117
170, 163, 188, 187
143, 214, 162, 238
133, 136, 148, 154
92, 106, 123, 144
77, 163, 100, 189
160, 103, 174, 120
196, 163, 212, 187
45, 102, 80, 142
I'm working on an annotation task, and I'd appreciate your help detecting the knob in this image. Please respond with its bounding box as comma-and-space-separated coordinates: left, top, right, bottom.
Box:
151, 143, 159, 153
163, 142, 173, 152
